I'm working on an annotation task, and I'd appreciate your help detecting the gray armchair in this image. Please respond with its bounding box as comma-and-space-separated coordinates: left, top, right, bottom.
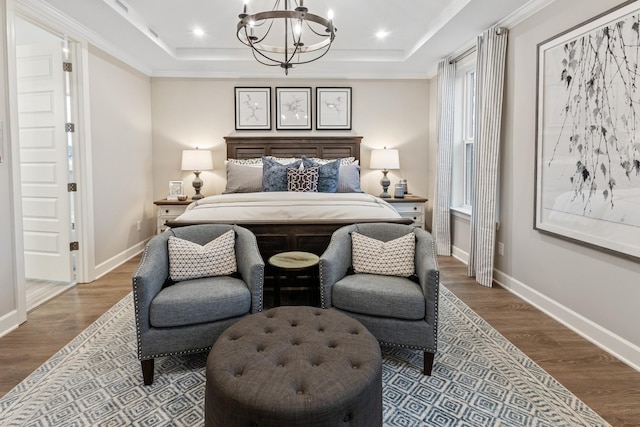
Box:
319, 223, 439, 375
132, 224, 264, 385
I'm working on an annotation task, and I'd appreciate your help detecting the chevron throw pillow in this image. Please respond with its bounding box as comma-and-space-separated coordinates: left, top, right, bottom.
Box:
168, 230, 237, 281
351, 231, 415, 277
287, 166, 319, 192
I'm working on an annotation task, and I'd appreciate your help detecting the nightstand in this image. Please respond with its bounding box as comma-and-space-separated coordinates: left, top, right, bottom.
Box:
385, 195, 428, 228
154, 199, 193, 234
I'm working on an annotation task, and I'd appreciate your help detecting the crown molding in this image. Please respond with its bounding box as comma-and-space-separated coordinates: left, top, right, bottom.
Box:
426, 0, 557, 78
15, 0, 152, 75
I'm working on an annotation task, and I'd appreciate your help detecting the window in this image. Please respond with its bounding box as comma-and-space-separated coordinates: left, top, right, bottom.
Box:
463, 69, 475, 208
451, 53, 476, 214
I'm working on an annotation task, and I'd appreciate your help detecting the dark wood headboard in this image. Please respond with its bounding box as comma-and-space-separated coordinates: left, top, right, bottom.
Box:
224, 135, 362, 162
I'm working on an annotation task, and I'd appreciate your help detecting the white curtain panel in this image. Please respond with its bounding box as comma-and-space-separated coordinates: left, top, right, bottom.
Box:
468, 28, 508, 287
432, 59, 456, 256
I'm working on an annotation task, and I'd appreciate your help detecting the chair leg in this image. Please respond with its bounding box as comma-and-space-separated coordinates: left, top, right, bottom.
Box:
423, 351, 435, 376
142, 359, 155, 385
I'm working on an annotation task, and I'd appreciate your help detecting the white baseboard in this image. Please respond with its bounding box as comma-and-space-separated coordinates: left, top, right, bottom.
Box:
0, 309, 20, 339
493, 269, 640, 373
93, 239, 148, 280
451, 245, 469, 264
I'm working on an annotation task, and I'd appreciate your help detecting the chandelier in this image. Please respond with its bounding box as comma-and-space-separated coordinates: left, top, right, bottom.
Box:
237, 0, 336, 75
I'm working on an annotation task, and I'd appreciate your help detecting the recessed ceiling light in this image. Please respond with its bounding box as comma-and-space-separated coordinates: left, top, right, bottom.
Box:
193, 27, 205, 37
375, 30, 389, 40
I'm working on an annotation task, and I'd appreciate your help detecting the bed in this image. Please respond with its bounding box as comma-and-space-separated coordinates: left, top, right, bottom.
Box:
168, 135, 412, 260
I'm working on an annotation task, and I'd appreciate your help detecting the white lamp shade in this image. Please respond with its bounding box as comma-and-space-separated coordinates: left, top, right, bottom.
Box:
369, 148, 400, 170
181, 149, 213, 171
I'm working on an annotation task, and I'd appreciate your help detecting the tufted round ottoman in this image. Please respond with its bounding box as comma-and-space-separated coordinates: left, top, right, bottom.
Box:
205, 306, 382, 427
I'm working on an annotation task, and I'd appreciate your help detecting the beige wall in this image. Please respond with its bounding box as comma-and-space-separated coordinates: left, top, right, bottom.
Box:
150, 78, 431, 212
89, 46, 154, 266
432, 0, 640, 368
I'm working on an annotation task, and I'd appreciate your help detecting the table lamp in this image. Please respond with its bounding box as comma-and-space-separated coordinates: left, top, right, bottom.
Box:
181, 148, 213, 200
369, 147, 400, 198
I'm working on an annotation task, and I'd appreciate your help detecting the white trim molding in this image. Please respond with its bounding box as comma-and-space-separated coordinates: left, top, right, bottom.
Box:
0, 310, 20, 339
493, 269, 640, 373
92, 239, 149, 280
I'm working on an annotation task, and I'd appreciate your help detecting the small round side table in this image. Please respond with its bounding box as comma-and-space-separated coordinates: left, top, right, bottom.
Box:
268, 251, 320, 307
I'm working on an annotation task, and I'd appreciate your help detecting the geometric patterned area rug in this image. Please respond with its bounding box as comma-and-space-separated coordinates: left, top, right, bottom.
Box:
0, 285, 610, 427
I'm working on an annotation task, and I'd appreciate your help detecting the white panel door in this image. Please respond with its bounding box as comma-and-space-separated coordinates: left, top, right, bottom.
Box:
17, 43, 72, 282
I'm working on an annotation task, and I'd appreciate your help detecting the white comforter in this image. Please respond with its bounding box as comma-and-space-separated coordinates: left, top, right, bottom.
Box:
177, 192, 400, 222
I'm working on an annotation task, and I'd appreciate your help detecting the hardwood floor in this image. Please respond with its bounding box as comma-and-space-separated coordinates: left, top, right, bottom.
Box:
438, 256, 640, 427
1, 255, 639, 426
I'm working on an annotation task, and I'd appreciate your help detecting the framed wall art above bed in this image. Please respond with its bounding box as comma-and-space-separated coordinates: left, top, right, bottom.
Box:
276, 87, 312, 130
316, 87, 352, 130
235, 87, 271, 130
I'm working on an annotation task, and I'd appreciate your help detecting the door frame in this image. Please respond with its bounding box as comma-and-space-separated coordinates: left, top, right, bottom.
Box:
6, 0, 95, 323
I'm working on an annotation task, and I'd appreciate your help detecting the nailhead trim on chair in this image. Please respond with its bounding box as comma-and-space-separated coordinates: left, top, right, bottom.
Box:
132, 244, 152, 361
319, 258, 326, 308
143, 346, 215, 360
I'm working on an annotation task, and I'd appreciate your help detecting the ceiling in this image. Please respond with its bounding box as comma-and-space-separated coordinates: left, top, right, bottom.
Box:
27, 0, 546, 79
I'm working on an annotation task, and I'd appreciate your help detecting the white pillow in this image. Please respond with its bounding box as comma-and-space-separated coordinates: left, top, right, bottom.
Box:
168, 230, 236, 281
226, 157, 298, 166
351, 231, 415, 277
307, 156, 356, 165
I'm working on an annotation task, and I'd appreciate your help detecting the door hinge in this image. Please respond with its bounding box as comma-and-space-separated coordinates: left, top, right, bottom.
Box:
65, 123, 75, 132
63, 62, 73, 72
68, 183, 77, 192
70, 241, 79, 251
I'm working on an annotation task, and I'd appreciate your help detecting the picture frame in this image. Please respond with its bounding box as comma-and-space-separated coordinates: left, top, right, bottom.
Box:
235, 87, 271, 130
534, 1, 640, 260
316, 87, 352, 130
168, 180, 184, 201
276, 87, 311, 130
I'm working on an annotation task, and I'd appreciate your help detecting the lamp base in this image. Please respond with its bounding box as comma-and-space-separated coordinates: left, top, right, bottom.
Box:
192, 171, 204, 200
379, 170, 391, 198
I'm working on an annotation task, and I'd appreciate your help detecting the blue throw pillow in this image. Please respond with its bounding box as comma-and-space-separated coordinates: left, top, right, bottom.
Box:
337, 163, 363, 193
262, 157, 302, 191
301, 156, 340, 193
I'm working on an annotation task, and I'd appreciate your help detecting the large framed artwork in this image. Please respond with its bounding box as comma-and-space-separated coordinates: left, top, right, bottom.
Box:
535, 1, 640, 260
276, 87, 311, 130
316, 87, 352, 130
235, 87, 271, 130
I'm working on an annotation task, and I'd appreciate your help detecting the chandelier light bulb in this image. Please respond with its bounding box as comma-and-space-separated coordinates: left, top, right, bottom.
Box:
240, 0, 250, 18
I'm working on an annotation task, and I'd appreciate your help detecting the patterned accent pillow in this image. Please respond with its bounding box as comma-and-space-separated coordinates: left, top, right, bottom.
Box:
351, 231, 415, 277
301, 156, 340, 192
226, 157, 264, 166
262, 157, 302, 191
227, 157, 297, 166
287, 166, 319, 192
306, 156, 356, 165
168, 230, 237, 281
